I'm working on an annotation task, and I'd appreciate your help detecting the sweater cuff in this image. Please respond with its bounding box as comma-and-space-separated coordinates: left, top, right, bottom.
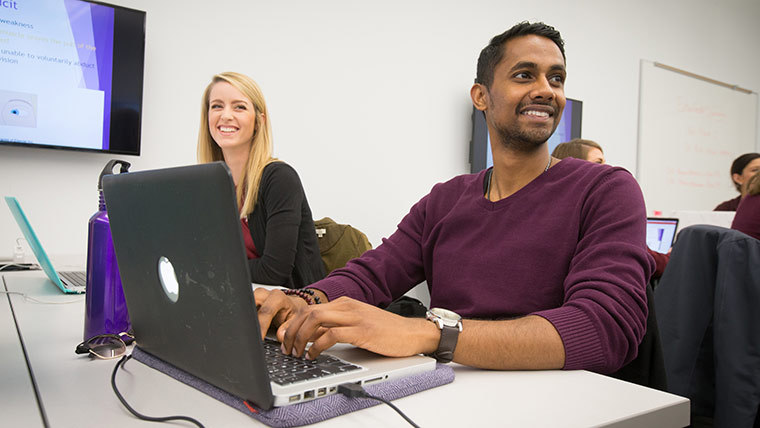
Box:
534, 306, 606, 372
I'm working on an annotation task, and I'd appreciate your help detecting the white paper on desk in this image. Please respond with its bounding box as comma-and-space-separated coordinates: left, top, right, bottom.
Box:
252, 284, 279, 292
669, 210, 736, 234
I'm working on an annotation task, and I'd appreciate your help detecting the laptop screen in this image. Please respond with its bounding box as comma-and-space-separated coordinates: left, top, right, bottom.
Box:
4, 196, 60, 282
646, 218, 679, 254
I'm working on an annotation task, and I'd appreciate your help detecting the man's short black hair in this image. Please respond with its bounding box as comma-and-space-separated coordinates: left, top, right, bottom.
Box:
476, 21, 565, 89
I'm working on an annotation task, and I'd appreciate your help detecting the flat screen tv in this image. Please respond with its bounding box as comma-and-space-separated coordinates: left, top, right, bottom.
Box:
0, 0, 146, 156
469, 98, 583, 172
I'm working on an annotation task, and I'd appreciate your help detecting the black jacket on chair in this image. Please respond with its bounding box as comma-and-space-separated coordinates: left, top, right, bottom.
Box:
655, 225, 760, 428
610, 280, 667, 391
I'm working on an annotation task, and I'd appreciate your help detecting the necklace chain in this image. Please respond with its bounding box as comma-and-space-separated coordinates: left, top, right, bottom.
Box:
486, 156, 552, 200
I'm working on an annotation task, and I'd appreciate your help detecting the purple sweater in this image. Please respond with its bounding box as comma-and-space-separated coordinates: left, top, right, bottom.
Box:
311, 158, 653, 373
732, 193, 760, 240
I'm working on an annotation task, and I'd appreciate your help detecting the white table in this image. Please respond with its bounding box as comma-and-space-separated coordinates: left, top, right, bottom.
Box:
2, 270, 690, 427
1, 274, 45, 427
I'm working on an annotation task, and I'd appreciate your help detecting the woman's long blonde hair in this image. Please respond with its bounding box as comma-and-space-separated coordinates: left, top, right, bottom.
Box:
197, 72, 277, 217
551, 138, 603, 161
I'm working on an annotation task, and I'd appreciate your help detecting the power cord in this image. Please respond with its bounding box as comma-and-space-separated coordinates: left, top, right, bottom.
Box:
338, 383, 421, 428
111, 354, 206, 428
0, 262, 38, 272
0, 290, 84, 305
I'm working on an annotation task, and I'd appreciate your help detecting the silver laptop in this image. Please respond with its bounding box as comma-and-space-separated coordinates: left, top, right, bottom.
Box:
646, 217, 679, 254
102, 162, 435, 410
4, 196, 86, 294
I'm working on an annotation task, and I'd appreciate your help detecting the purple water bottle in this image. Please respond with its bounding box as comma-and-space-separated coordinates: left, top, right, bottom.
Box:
84, 160, 131, 340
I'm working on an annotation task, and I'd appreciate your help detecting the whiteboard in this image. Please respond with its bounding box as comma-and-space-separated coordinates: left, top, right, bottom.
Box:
636, 60, 758, 214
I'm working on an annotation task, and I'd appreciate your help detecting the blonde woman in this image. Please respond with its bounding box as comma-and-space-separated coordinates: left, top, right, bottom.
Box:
551, 139, 605, 164
198, 72, 325, 288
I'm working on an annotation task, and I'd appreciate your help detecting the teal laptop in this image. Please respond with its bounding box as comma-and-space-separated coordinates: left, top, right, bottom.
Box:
4, 196, 86, 294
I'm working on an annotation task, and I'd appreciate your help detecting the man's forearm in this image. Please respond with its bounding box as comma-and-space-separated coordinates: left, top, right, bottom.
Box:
453, 315, 565, 370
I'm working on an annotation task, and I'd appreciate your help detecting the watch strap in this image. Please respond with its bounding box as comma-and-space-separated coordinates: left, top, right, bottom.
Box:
432, 324, 460, 363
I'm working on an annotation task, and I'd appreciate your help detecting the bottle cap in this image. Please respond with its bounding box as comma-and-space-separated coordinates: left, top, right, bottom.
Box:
98, 160, 131, 191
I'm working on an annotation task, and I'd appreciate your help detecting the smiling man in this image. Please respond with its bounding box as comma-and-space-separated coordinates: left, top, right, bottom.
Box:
255, 22, 653, 374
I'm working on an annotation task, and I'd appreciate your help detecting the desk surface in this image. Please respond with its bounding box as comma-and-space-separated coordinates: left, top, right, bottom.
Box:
1, 275, 44, 427
2, 270, 690, 427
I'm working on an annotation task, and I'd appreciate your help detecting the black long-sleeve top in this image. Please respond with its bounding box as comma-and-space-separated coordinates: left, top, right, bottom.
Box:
245, 161, 325, 288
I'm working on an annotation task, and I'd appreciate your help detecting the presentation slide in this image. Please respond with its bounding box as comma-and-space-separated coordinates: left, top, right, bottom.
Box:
0, 0, 113, 149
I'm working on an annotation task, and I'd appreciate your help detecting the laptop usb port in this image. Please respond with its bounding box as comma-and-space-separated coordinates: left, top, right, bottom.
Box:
304, 390, 315, 399
317, 387, 327, 397
288, 394, 300, 403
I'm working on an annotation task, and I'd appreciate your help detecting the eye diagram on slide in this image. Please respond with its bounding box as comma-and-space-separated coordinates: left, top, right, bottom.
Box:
0, 90, 37, 128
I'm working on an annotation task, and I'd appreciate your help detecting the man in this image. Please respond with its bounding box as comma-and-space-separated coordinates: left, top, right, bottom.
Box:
255, 22, 653, 374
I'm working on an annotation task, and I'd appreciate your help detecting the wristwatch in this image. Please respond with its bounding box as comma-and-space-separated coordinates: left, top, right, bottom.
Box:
425, 308, 463, 363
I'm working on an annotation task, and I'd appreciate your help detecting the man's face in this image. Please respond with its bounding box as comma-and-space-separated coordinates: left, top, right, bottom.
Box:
479, 35, 566, 152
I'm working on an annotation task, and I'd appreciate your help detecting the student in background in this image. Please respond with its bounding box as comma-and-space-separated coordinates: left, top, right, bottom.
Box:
731, 172, 760, 240
197, 72, 325, 288
551, 138, 605, 164
714, 153, 760, 211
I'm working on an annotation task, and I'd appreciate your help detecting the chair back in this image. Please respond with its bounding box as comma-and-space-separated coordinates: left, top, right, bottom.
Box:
610, 280, 667, 391
655, 224, 760, 427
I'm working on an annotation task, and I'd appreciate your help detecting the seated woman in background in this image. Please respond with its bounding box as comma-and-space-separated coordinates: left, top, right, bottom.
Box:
197, 72, 325, 288
731, 172, 760, 240
551, 138, 605, 164
714, 152, 760, 211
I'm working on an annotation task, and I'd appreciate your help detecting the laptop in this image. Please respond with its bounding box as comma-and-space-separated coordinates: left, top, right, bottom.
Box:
4, 196, 86, 294
102, 162, 436, 410
646, 217, 679, 254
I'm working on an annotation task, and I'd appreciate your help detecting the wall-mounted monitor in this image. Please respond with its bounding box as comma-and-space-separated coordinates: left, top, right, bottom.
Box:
0, 0, 146, 156
469, 98, 583, 172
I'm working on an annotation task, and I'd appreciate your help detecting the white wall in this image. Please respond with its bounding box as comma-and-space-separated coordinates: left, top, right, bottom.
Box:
2, 0, 759, 260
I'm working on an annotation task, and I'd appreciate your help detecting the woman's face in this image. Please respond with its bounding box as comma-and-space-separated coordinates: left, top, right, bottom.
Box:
208, 82, 257, 156
734, 158, 760, 194
586, 147, 605, 164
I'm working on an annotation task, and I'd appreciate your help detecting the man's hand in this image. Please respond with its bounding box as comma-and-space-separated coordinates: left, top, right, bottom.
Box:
253, 288, 309, 339
277, 296, 440, 361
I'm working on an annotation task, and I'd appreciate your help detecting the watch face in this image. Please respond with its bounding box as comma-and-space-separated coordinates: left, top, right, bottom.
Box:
430, 308, 461, 326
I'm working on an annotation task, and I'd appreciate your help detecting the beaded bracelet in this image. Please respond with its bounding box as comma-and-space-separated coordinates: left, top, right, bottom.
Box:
283, 288, 322, 305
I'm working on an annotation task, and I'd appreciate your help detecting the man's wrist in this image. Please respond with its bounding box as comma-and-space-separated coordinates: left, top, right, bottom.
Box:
283, 288, 321, 305
425, 308, 463, 363
308, 288, 329, 304
417, 317, 442, 356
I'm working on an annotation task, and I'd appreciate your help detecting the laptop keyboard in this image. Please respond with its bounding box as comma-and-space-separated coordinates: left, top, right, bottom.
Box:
263, 339, 362, 386
59, 271, 86, 289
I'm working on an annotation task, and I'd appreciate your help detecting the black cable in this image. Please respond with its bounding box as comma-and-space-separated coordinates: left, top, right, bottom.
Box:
338, 383, 420, 428
110, 355, 206, 428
